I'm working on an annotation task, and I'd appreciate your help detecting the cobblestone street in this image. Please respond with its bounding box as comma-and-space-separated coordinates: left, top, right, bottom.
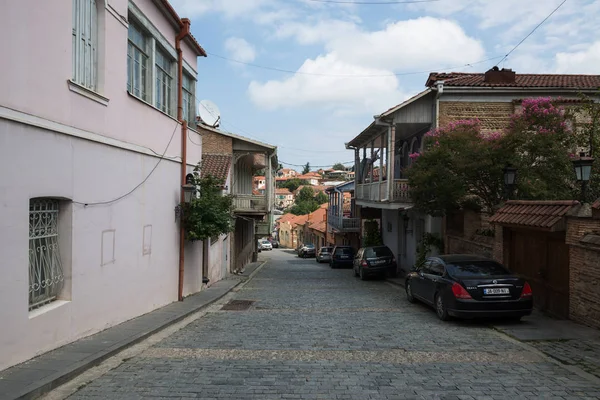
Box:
61, 250, 600, 399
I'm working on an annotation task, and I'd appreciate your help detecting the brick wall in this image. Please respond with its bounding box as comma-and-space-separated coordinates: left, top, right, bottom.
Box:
439, 102, 515, 132
198, 126, 233, 154
445, 210, 494, 258
566, 216, 600, 329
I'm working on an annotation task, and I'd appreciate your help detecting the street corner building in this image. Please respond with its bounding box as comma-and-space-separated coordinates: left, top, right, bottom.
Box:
0, 0, 276, 372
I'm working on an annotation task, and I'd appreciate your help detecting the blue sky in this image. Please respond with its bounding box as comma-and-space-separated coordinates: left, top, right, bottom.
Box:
170, 0, 600, 171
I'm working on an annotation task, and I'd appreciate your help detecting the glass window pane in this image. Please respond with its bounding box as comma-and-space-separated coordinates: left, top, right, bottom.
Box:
446, 261, 510, 277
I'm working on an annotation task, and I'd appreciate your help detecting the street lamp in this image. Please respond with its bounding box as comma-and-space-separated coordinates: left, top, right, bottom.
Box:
572, 157, 594, 202
182, 184, 196, 204
503, 165, 517, 200
402, 214, 410, 232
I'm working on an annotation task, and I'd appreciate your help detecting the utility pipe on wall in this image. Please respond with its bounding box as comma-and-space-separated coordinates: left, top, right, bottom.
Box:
176, 19, 191, 301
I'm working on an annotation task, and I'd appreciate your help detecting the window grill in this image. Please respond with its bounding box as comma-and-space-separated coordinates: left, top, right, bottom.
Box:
29, 199, 64, 311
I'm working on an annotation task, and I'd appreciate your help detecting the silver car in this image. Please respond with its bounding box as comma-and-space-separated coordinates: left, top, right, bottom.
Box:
316, 246, 333, 263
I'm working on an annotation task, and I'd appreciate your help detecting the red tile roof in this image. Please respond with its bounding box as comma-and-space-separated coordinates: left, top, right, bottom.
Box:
158, 1, 207, 57
276, 188, 292, 195
309, 220, 327, 233
426, 72, 600, 88
489, 200, 579, 231
201, 154, 231, 181
593, 199, 600, 210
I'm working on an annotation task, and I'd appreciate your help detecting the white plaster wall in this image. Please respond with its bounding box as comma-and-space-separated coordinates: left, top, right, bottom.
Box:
0, 120, 203, 370
381, 210, 400, 261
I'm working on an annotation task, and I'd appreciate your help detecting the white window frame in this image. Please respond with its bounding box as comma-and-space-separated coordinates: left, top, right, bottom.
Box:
127, 20, 150, 102
29, 199, 65, 311
155, 47, 174, 116
72, 0, 98, 90
182, 73, 196, 125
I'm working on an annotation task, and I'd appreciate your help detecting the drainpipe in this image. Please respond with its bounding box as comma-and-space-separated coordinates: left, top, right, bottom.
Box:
176, 19, 191, 301
433, 81, 444, 129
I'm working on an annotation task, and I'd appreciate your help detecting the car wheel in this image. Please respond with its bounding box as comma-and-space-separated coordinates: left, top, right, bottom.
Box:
406, 281, 415, 303
359, 267, 367, 281
435, 294, 450, 321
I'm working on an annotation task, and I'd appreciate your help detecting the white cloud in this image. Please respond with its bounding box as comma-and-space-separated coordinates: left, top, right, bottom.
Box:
249, 16, 484, 112
168, 0, 273, 19
248, 53, 402, 112
554, 41, 600, 74
224, 37, 256, 63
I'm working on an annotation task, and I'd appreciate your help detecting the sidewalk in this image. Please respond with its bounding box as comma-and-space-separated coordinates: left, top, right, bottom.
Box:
0, 264, 265, 400
386, 274, 600, 379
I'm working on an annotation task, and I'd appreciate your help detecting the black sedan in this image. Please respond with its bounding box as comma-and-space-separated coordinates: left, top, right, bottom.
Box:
330, 246, 355, 268
405, 254, 533, 321
353, 245, 396, 280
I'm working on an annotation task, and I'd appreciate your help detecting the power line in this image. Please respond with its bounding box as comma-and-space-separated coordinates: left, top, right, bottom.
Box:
207, 52, 505, 78
304, 0, 439, 4
279, 160, 354, 168
494, 0, 567, 67
74, 121, 180, 207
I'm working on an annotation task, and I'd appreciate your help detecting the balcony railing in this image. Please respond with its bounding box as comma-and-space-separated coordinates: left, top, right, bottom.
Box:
233, 194, 268, 213
328, 213, 360, 232
355, 179, 411, 203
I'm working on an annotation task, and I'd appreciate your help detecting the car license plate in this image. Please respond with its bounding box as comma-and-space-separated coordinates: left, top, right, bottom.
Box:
371, 260, 385, 266
340, 255, 349, 259
484, 288, 510, 295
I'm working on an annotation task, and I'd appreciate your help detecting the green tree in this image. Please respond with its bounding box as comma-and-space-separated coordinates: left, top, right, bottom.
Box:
315, 191, 328, 205
279, 178, 308, 192
289, 201, 319, 216
332, 162, 346, 171
302, 162, 310, 174
295, 186, 315, 203
574, 92, 600, 201
179, 171, 234, 241
363, 220, 382, 246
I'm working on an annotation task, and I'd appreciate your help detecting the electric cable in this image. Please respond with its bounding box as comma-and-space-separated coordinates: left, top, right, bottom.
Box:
73, 120, 180, 207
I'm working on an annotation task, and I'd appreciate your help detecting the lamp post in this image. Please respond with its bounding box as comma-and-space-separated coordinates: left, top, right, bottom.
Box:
503, 165, 517, 200
182, 184, 196, 204
572, 157, 594, 202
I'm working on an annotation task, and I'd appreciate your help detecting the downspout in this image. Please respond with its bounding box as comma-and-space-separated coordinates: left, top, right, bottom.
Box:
176, 18, 191, 301
433, 81, 444, 129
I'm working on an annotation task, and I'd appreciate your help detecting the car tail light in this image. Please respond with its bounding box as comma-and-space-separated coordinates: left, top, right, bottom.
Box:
361, 260, 368, 267
520, 282, 533, 298
451, 283, 472, 299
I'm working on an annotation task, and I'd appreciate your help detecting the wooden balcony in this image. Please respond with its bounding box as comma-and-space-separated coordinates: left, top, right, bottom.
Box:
328, 213, 360, 232
233, 194, 268, 214
355, 179, 411, 204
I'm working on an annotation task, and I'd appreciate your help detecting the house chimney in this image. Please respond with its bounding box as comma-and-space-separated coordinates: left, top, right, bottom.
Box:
484, 66, 516, 84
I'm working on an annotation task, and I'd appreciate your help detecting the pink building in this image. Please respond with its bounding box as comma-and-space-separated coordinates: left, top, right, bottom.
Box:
0, 0, 214, 371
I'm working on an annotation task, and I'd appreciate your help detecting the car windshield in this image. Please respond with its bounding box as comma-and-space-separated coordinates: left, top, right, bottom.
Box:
335, 247, 353, 255
320, 247, 332, 253
446, 261, 510, 277
261, 241, 270, 245
305, 244, 315, 248
364, 246, 393, 258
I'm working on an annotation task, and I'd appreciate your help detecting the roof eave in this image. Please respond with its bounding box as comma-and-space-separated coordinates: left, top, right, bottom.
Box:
441, 86, 600, 94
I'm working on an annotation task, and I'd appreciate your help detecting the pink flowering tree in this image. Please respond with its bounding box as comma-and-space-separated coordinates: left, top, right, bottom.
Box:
405, 119, 510, 216
502, 97, 578, 200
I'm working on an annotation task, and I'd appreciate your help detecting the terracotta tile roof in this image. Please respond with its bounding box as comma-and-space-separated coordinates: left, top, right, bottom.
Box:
309, 220, 327, 233
201, 154, 231, 181
592, 199, 600, 210
291, 215, 309, 228
158, 1, 207, 57
426, 72, 600, 88
276, 188, 292, 195
489, 200, 580, 231
277, 213, 296, 225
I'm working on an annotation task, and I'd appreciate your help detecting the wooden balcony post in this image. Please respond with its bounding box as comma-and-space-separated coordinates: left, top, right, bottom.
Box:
379, 132, 384, 201
387, 123, 395, 202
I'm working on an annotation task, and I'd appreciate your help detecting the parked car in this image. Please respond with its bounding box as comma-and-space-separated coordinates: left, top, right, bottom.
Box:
259, 240, 273, 251
405, 254, 533, 321
353, 245, 396, 280
269, 238, 279, 248
299, 244, 316, 258
330, 245, 355, 268
316, 246, 333, 263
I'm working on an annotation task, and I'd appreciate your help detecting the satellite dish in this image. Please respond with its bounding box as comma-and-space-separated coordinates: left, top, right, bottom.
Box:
198, 100, 221, 128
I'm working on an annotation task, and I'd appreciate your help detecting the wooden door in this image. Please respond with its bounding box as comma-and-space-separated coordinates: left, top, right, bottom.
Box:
509, 229, 569, 318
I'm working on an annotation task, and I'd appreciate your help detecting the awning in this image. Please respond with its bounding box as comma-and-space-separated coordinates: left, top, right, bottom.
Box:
489, 200, 579, 232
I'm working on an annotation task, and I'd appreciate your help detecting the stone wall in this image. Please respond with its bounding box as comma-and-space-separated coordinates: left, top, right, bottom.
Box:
566, 216, 600, 329
445, 210, 494, 258
439, 102, 515, 132
197, 126, 233, 154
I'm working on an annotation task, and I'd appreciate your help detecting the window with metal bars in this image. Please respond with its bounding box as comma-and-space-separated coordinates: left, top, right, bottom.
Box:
72, 0, 98, 90
155, 48, 174, 115
29, 199, 65, 311
127, 22, 149, 101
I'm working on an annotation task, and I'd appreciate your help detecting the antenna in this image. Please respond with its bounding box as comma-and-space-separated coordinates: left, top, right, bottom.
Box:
198, 100, 221, 128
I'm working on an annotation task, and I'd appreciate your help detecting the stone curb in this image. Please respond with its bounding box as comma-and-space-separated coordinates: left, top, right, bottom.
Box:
2, 264, 272, 400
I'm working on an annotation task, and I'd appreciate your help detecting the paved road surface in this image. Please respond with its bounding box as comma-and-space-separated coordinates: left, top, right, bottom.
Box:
58, 249, 600, 399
